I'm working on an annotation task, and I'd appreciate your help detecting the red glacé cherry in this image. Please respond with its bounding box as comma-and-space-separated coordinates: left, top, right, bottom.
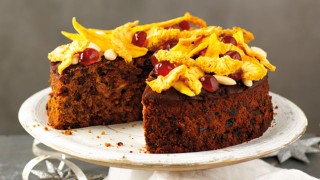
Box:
154, 61, 175, 76
178, 20, 190, 30
228, 69, 243, 81
151, 39, 178, 66
168, 20, 190, 31
157, 39, 178, 51
224, 50, 242, 60
79, 48, 100, 66
162, 39, 178, 50
200, 75, 219, 92
132, 31, 147, 47
221, 35, 237, 46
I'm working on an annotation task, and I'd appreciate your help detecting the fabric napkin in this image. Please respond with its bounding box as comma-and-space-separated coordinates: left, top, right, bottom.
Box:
106, 159, 318, 180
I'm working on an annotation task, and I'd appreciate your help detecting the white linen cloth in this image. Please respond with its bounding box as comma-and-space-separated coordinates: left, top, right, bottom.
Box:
106, 159, 318, 180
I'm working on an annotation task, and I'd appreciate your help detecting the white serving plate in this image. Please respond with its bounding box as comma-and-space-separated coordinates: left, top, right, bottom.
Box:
19, 88, 307, 171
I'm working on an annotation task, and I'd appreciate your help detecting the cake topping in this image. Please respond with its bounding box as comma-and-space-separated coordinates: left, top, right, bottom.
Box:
200, 75, 219, 92
228, 69, 243, 81
103, 49, 117, 61
154, 61, 175, 76
223, 50, 242, 60
221, 35, 237, 46
242, 79, 253, 87
48, 40, 89, 74
213, 75, 237, 86
48, 12, 276, 96
78, 48, 100, 66
132, 31, 148, 47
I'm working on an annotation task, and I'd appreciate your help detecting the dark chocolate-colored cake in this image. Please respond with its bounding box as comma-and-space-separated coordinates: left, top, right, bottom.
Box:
142, 75, 273, 153
47, 55, 152, 129
47, 13, 276, 153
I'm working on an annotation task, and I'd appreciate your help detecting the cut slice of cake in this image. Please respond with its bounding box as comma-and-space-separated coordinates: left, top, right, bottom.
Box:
47, 55, 152, 129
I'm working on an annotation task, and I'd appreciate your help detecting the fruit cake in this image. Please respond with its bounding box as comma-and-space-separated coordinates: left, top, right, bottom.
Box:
48, 55, 152, 129
47, 13, 276, 153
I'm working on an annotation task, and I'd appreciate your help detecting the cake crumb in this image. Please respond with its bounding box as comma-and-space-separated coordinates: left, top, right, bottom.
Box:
122, 155, 126, 159
33, 124, 36, 128
101, 131, 106, 135
131, 123, 136, 127
62, 129, 72, 135
97, 136, 100, 138
105, 143, 111, 147
44, 126, 49, 131
117, 142, 124, 146
88, 130, 92, 133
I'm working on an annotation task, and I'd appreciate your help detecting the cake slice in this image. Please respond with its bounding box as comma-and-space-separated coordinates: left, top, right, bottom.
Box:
47, 55, 152, 129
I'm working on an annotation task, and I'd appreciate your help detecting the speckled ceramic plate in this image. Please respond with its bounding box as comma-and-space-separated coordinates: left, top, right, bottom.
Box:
19, 87, 307, 171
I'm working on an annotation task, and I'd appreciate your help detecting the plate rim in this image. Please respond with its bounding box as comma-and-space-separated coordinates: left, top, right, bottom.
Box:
18, 87, 308, 171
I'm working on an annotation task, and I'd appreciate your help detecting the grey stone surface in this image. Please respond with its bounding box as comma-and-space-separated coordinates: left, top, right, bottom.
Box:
0, 0, 319, 134
0, 135, 108, 180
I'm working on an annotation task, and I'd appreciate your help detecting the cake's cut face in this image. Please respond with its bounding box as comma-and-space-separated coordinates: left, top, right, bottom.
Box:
47, 13, 276, 153
47, 55, 152, 129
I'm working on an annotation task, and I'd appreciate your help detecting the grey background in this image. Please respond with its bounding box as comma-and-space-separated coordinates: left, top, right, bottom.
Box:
1, 0, 319, 135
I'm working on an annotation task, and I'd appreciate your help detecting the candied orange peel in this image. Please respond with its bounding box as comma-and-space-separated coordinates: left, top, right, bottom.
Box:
146, 65, 204, 96
48, 13, 276, 96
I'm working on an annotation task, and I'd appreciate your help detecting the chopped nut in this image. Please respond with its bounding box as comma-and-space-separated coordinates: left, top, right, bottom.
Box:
242, 79, 253, 87
213, 75, 236, 85
88, 130, 92, 133
63, 129, 72, 135
117, 142, 124, 146
72, 54, 79, 64
251, 46, 267, 58
104, 49, 117, 60
105, 143, 111, 147
101, 131, 106, 135
44, 126, 49, 131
